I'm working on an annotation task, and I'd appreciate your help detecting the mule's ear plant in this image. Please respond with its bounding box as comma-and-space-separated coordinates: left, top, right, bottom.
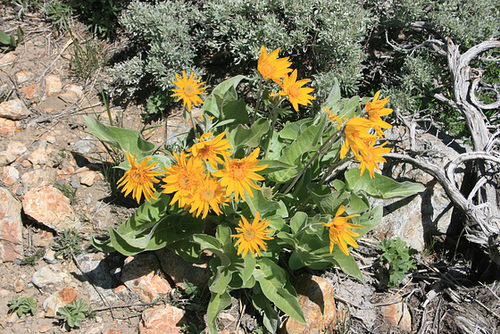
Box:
56, 299, 95, 330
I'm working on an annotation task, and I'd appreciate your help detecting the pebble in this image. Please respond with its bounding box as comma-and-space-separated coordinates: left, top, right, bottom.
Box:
31, 265, 69, 289
45, 74, 62, 96
15, 70, 35, 84
0, 99, 30, 120
0, 187, 23, 262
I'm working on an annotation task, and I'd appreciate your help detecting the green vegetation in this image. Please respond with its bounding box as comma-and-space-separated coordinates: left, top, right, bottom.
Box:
378, 237, 417, 287
56, 299, 95, 330
0, 26, 24, 51
8, 296, 37, 317
52, 228, 83, 259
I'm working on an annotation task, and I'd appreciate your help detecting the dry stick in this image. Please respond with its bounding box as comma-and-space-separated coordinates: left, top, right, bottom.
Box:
93, 300, 164, 312
70, 250, 115, 320
36, 38, 74, 83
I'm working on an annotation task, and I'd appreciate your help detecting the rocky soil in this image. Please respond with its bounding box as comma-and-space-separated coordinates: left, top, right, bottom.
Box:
0, 6, 499, 334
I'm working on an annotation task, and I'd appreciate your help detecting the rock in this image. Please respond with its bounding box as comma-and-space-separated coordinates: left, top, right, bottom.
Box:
22, 183, 79, 232
0, 99, 30, 120
0, 151, 17, 166
0, 52, 16, 66
28, 140, 48, 165
1, 166, 19, 185
7, 141, 27, 156
76, 167, 102, 187
43, 286, 77, 317
381, 299, 412, 332
156, 248, 211, 289
21, 168, 56, 190
281, 275, 337, 334
13, 277, 24, 292
104, 328, 122, 334
0, 118, 17, 135
77, 253, 117, 302
72, 137, 96, 155
121, 253, 173, 303
59, 84, 83, 103
31, 265, 69, 289
20, 83, 41, 100
374, 126, 467, 251
45, 74, 62, 96
139, 304, 186, 334
0, 187, 23, 262
39, 324, 52, 333
15, 71, 35, 84
32, 229, 54, 248
43, 249, 57, 264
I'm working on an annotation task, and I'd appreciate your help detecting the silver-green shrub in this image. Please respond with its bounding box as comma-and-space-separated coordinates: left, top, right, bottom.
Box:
107, 0, 374, 103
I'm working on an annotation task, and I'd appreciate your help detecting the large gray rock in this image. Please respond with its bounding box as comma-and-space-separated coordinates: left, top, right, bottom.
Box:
372, 126, 467, 251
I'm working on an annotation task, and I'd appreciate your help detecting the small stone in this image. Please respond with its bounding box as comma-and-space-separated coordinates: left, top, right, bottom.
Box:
43, 249, 57, 264
43, 286, 77, 317
7, 141, 27, 156
6, 311, 19, 323
59, 84, 83, 103
28, 142, 48, 165
22, 183, 79, 232
31, 265, 69, 289
32, 229, 54, 248
1, 166, 19, 185
104, 328, 122, 334
39, 324, 51, 333
13, 277, 24, 292
20, 83, 41, 100
72, 137, 96, 155
0, 99, 30, 120
21, 159, 31, 168
15, 71, 35, 84
0, 151, 17, 167
0, 187, 23, 262
381, 299, 412, 332
282, 275, 338, 334
121, 253, 173, 303
0, 118, 17, 135
0, 52, 16, 66
77, 167, 101, 187
45, 75, 62, 96
139, 304, 186, 334
21, 168, 56, 190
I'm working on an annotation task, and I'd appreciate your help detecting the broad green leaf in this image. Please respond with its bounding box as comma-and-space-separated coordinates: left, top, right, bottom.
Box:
345, 168, 425, 198
356, 205, 383, 236
258, 159, 296, 175
192, 234, 231, 267
254, 259, 306, 324
290, 211, 308, 235
244, 188, 287, 219
220, 98, 250, 125
229, 118, 269, 149
322, 77, 341, 109
279, 118, 312, 140
210, 267, 233, 293
308, 183, 350, 215
0, 31, 10, 44
252, 290, 278, 333
333, 179, 345, 191
206, 291, 231, 334
84, 116, 154, 157
212, 75, 246, 98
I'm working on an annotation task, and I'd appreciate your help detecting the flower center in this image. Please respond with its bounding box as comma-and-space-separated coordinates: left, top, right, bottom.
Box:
243, 229, 255, 241
198, 145, 213, 158
179, 175, 190, 188
287, 86, 299, 99
260, 63, 275, 79
231, 164, 246, 180
130, 169, 147, 184
203, 189, 214, 200
183, 84, 196, 97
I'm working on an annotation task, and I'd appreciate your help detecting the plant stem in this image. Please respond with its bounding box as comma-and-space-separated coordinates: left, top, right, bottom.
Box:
293, 222, 325, 238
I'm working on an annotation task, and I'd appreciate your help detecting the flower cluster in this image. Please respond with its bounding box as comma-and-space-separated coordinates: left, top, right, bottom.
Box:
330, 91, 393, 178
258, 46, 315, 111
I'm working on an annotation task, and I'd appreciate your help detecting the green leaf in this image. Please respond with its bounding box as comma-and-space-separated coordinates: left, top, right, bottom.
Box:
290, 211, 308, 234
356, 205, 383, 236
219, 98, 250, 125
322, 77, 341, 108
308, 183, 350, 215
345, 168, 425, 198
258, 159, 295, 175
254, 258, 306, 324
244, 189, 287, 219
252, 289, 279, 333
212, 75, 246, 98
0, 31, 10, 45
228, 118, 270, 149
206, 291, 231, 334
84, 116, 155, 158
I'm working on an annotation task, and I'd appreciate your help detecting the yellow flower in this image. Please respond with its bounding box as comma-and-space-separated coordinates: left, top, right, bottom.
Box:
340, 116, 378, 159
278, 69, 315, 111
161, 152, 206, 207
257, 45, 292, 83
322, 205, 362, 256
231, 212, 274, 258
171, 71, 208, 112
356, 141, 392, 178
323, 106, 346, 129
365, 91, 393, 136
116, 151, 162, 204
213, 148, 268, 201
187, 132, 232, 169
188, 175, 229, 219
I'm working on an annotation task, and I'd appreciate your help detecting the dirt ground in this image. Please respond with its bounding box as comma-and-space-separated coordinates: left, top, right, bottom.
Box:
0, 5, 499, 334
